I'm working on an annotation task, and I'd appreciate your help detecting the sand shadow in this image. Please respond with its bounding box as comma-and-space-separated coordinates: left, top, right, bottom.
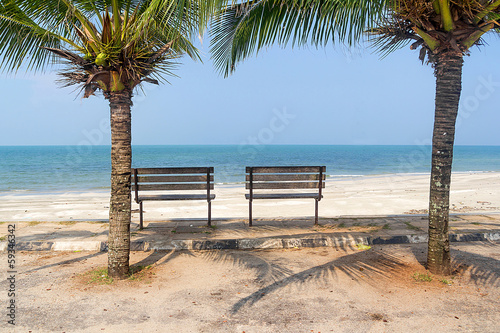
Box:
21, 252, 106, 274
194, 248, 407, 315
197, 236, 369, 287
451, 242, 500, 287
407, 241, 500, 286
131, 249, 197, 269
198, 250, 295, 285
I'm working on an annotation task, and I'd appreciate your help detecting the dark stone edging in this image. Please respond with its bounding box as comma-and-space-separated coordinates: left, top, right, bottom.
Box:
1, 232, 499, 252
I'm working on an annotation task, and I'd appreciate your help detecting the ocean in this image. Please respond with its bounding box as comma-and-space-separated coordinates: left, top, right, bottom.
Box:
0, 145, 499, 193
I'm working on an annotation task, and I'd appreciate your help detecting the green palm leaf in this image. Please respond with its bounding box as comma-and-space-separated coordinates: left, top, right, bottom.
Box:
0, 0, 222, 76
210, 0, 387, 77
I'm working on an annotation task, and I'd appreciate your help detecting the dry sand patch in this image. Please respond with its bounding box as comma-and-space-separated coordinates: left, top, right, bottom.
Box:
2, 242, 499, 332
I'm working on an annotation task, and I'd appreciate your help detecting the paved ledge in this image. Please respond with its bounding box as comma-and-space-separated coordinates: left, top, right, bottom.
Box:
1, 214, 499, 252
2, 232, 500, 252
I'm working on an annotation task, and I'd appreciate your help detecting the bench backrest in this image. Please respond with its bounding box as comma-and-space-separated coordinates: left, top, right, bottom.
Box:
246, 166, 326, 193
132, 167, 214, 194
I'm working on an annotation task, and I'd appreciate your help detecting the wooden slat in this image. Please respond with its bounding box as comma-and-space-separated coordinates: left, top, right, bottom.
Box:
246, 166, 325, 173
245, 193, 322, 199
132, 183, 214, 191
138, 194, 216, 201
246, 174, 325, 182
134, 167, 214, 175
246, 182, 325, 190
135, 175, 213, 183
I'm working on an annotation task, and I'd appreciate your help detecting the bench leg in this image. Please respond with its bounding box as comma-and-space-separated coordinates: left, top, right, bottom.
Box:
208, 201, 212, 227
315, 199, 319, 225
139, 201, 144, 230
249, 200, 253, 227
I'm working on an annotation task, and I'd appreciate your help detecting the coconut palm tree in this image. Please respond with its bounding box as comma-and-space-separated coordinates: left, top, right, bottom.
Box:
370, 0, 499, 275
0, 0, 216, 279
210, 0, 500, 275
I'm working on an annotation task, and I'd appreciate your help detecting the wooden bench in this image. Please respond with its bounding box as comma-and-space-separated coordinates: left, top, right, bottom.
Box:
245, 166, 326, 226
132, 167, 215, 229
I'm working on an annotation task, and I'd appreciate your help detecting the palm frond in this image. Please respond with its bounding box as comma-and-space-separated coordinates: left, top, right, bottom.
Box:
0, 0, 72, 71
210, 0, 388, 77
0, 0, 225, 97
369, 0, 500, 63
368, 16, 417, 59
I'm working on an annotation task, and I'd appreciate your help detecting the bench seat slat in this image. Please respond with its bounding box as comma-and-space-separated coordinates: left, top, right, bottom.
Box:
138, 194, 216, 201
132, 183, 214, 191
246, 166, 325, 173
137, 175, 213, 183
246, 174, 325, 181
245, 193, 322, 199
136, 167, 213, 174
246, 182, 325, 189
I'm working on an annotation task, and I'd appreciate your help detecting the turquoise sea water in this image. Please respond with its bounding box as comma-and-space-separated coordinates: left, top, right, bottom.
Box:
0, 145, 499, 193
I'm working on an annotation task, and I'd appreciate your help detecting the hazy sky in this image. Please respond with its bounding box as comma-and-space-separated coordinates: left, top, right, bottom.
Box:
1, 36, 499, 146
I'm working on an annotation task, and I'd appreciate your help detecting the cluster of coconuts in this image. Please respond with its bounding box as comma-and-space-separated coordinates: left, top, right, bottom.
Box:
84, 52, 108, 66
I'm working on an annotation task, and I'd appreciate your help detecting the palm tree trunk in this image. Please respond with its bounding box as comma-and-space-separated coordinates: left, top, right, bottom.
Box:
107, 89, 133, 279
427, 51, 464, 275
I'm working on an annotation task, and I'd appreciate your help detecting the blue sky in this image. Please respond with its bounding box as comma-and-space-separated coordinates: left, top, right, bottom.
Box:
1, 36, 499, 146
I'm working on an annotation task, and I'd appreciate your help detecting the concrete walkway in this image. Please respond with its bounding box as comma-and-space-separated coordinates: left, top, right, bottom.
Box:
1, 214, 500, 252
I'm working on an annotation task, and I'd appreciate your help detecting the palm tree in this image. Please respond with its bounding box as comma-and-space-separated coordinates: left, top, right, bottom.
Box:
0, 0, 214, 279
210, 0, 499, 275
370, 0, 499, 276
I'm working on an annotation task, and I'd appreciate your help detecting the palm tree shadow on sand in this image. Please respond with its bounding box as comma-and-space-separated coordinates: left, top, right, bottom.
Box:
198, 250, 296, 286
451, 243, 500, 287
409, 242, 500, 287
22, 252, 105, 274
200, 248, 409, 315
131, 249, 197, 270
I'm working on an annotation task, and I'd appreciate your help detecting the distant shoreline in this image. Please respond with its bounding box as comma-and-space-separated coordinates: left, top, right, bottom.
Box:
1, 172, 498, 222
1, 170, 498, 196
1, 144, 500, 147
2, 145, 499, 193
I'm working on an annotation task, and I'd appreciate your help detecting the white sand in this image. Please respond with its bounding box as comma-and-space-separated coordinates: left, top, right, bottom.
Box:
0, 172, 499, 221
8, 243, 500, 332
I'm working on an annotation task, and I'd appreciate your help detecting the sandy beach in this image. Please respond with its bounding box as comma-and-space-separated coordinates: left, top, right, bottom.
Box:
2, 243, 499, 332
1, 172, 499, 222
1, 172, 500, 332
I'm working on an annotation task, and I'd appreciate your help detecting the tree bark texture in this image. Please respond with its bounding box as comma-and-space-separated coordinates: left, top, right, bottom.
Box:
107, 89, 133, 279
427, 51, 464, 275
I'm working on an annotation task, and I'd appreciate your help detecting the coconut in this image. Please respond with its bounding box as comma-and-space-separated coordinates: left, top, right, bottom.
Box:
95, 53, 107, 66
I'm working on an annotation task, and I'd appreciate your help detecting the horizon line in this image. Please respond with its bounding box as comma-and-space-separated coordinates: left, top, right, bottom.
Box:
1, 143, 499, 147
